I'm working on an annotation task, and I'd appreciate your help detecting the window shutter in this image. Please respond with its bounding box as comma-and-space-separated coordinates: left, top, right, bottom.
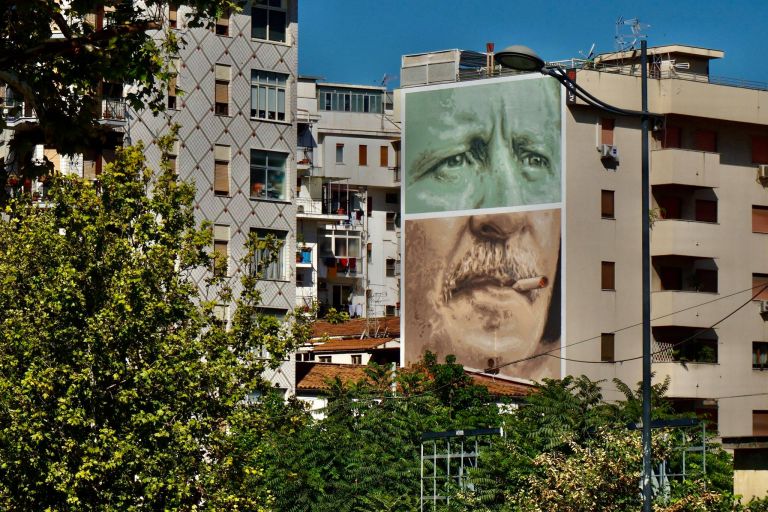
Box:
752, 206, 768, 233
215, 81, 228, 103
380, 146, 388, 167
601, 118, 615, 145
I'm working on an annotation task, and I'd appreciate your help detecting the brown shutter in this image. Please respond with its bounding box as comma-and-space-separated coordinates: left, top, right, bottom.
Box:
600, 333, 615, 362
753, 274, 768, 300
752, 206, 768, 233
359, 145, 367, 166
214, 161, 229, 194
215, 80, 228, 103
214, 241, 228, 276
754, 411, 768, 436
601, 190, 614, 218
601, 118, 615, 145
380, 145, 388, 167
601, 261, 615, 290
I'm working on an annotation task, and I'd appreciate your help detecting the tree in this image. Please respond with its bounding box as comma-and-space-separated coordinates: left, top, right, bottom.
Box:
0, 0, 236, 182
0, 137, 309, 509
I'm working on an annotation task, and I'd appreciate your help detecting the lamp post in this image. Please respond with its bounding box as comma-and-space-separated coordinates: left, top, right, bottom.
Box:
496, 41, 654, 512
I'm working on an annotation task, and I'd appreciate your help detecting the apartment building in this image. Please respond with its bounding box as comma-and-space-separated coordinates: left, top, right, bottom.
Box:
295, 77, 401, 319
399, 45, 768, 446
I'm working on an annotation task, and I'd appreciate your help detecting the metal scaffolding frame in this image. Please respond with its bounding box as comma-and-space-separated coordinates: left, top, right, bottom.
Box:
419, 428, 503, 511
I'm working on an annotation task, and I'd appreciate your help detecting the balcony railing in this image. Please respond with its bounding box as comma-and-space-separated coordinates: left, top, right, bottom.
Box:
100, 97, 126, 121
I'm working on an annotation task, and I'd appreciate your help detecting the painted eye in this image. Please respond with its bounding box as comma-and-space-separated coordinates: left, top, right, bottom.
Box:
521, 152, 550, 169
427, 151, 478, 182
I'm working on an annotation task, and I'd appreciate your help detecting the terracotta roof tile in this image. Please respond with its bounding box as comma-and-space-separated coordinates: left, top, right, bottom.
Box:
296, 363, 369, 391
295, 363, 535, 398
311, 316, 400, 339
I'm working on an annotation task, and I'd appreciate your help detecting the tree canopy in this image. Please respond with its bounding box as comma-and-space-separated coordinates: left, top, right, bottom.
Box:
0, 136, 309, 510
0, 0, 236, 179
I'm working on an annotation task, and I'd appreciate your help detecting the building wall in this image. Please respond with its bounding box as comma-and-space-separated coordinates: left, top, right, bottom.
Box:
295, 78, 400, 319
128, 2, 299, 317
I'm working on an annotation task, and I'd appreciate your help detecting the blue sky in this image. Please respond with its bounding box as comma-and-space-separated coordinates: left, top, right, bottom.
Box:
299, 0, 768, 89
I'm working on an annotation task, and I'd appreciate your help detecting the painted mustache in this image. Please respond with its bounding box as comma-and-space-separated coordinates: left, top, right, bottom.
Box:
442, 240, 547, 303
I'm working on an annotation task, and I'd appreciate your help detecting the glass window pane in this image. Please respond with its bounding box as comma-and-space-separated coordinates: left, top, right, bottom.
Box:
335, 238, 347, 257
277, 89, 285, 118
268, 87, 276, 115
349, 237, 360, 257
258, 87, 267, 116
250, 86, 258, 117
251, 149, 267, 167
250, 168, 266, 198
271, 10, 286, 42
252, 8, 268, 39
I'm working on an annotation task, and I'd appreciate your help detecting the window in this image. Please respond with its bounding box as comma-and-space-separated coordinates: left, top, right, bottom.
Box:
385, 305, 397, 316
250, 149, 287, 200
753, 206, 768, 233
695, 199, 717, 223
214, 64, 230, 116
367, 196, 373, 217
167, 58, 179, 109
318, 87, 383, 113
251, 0, 287, 42
351, 354, 362, 365
386, 211, 397, 231
215, 12, 229, 36
380, 146, 389, 167
385, 192, 399, 204
251, 229, 286, 281
318, 355, 331, 363
694, 129, 717, 152
601, 190, 614, 219
167, 140, 178, 172
213, 224, 229, 277
296, 352, 315, 362
251, 70, 287, 121
214, 144, 229, 196
168, 3, 178, 28
386, 258, 399, 277
753, 273, 768, 300
359, 145, 367, 166
753, 342, 768, 370
335, 144, 344, 164
752, 136, 768, 164
754, 411, 768, 436
330, 230, 360, 258
601, 261, 615, 290
601, 118, 615, 145
601, 333, 615, 362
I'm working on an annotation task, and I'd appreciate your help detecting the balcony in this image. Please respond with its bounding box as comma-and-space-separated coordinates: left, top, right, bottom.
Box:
98, 97, 126, 126
297, 146, 314, 173
652, 291, 717, 329
296, 197, 347, 220
651, 149, 720, 188
651, 219, 720, 259
652, 326, 717, 364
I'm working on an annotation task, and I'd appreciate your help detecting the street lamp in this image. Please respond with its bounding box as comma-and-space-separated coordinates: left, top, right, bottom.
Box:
496, 41, 655, 512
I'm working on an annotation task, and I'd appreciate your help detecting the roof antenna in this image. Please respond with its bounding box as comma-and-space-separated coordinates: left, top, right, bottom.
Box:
615, 17, 649, 51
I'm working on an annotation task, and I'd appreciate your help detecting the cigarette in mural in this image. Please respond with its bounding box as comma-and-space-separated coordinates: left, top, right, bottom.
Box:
512, 276, 548, 292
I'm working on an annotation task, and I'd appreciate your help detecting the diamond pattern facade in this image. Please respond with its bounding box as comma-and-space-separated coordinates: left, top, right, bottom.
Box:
129, 2, 299, 316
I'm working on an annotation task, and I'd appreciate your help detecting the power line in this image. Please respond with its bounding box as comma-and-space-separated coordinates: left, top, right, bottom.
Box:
489, 282, 768, 371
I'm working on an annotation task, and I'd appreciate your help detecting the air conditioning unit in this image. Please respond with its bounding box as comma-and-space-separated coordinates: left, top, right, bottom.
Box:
600, 144, 619, 161
758, 164, 768, 180
760, 300, 768, 314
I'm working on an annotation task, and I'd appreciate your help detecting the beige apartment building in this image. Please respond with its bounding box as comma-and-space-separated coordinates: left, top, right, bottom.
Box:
400, 45, 768, 447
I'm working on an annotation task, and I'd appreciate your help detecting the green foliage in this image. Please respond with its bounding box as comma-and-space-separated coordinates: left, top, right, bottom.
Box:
324, 307, 350, 324
0, 0, 239, 184
0, 141, 309, 510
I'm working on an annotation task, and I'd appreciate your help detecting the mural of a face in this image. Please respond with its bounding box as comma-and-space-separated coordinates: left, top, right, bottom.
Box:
404, 209, 560, 380
405, 78, 561, 214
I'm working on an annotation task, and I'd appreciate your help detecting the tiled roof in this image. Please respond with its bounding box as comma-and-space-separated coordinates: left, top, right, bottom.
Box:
296, 363, 369, 391
311, 337, 399, 353
467, 372, 535, 397
295, 363, 534, 398
311, 316, 400, 339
